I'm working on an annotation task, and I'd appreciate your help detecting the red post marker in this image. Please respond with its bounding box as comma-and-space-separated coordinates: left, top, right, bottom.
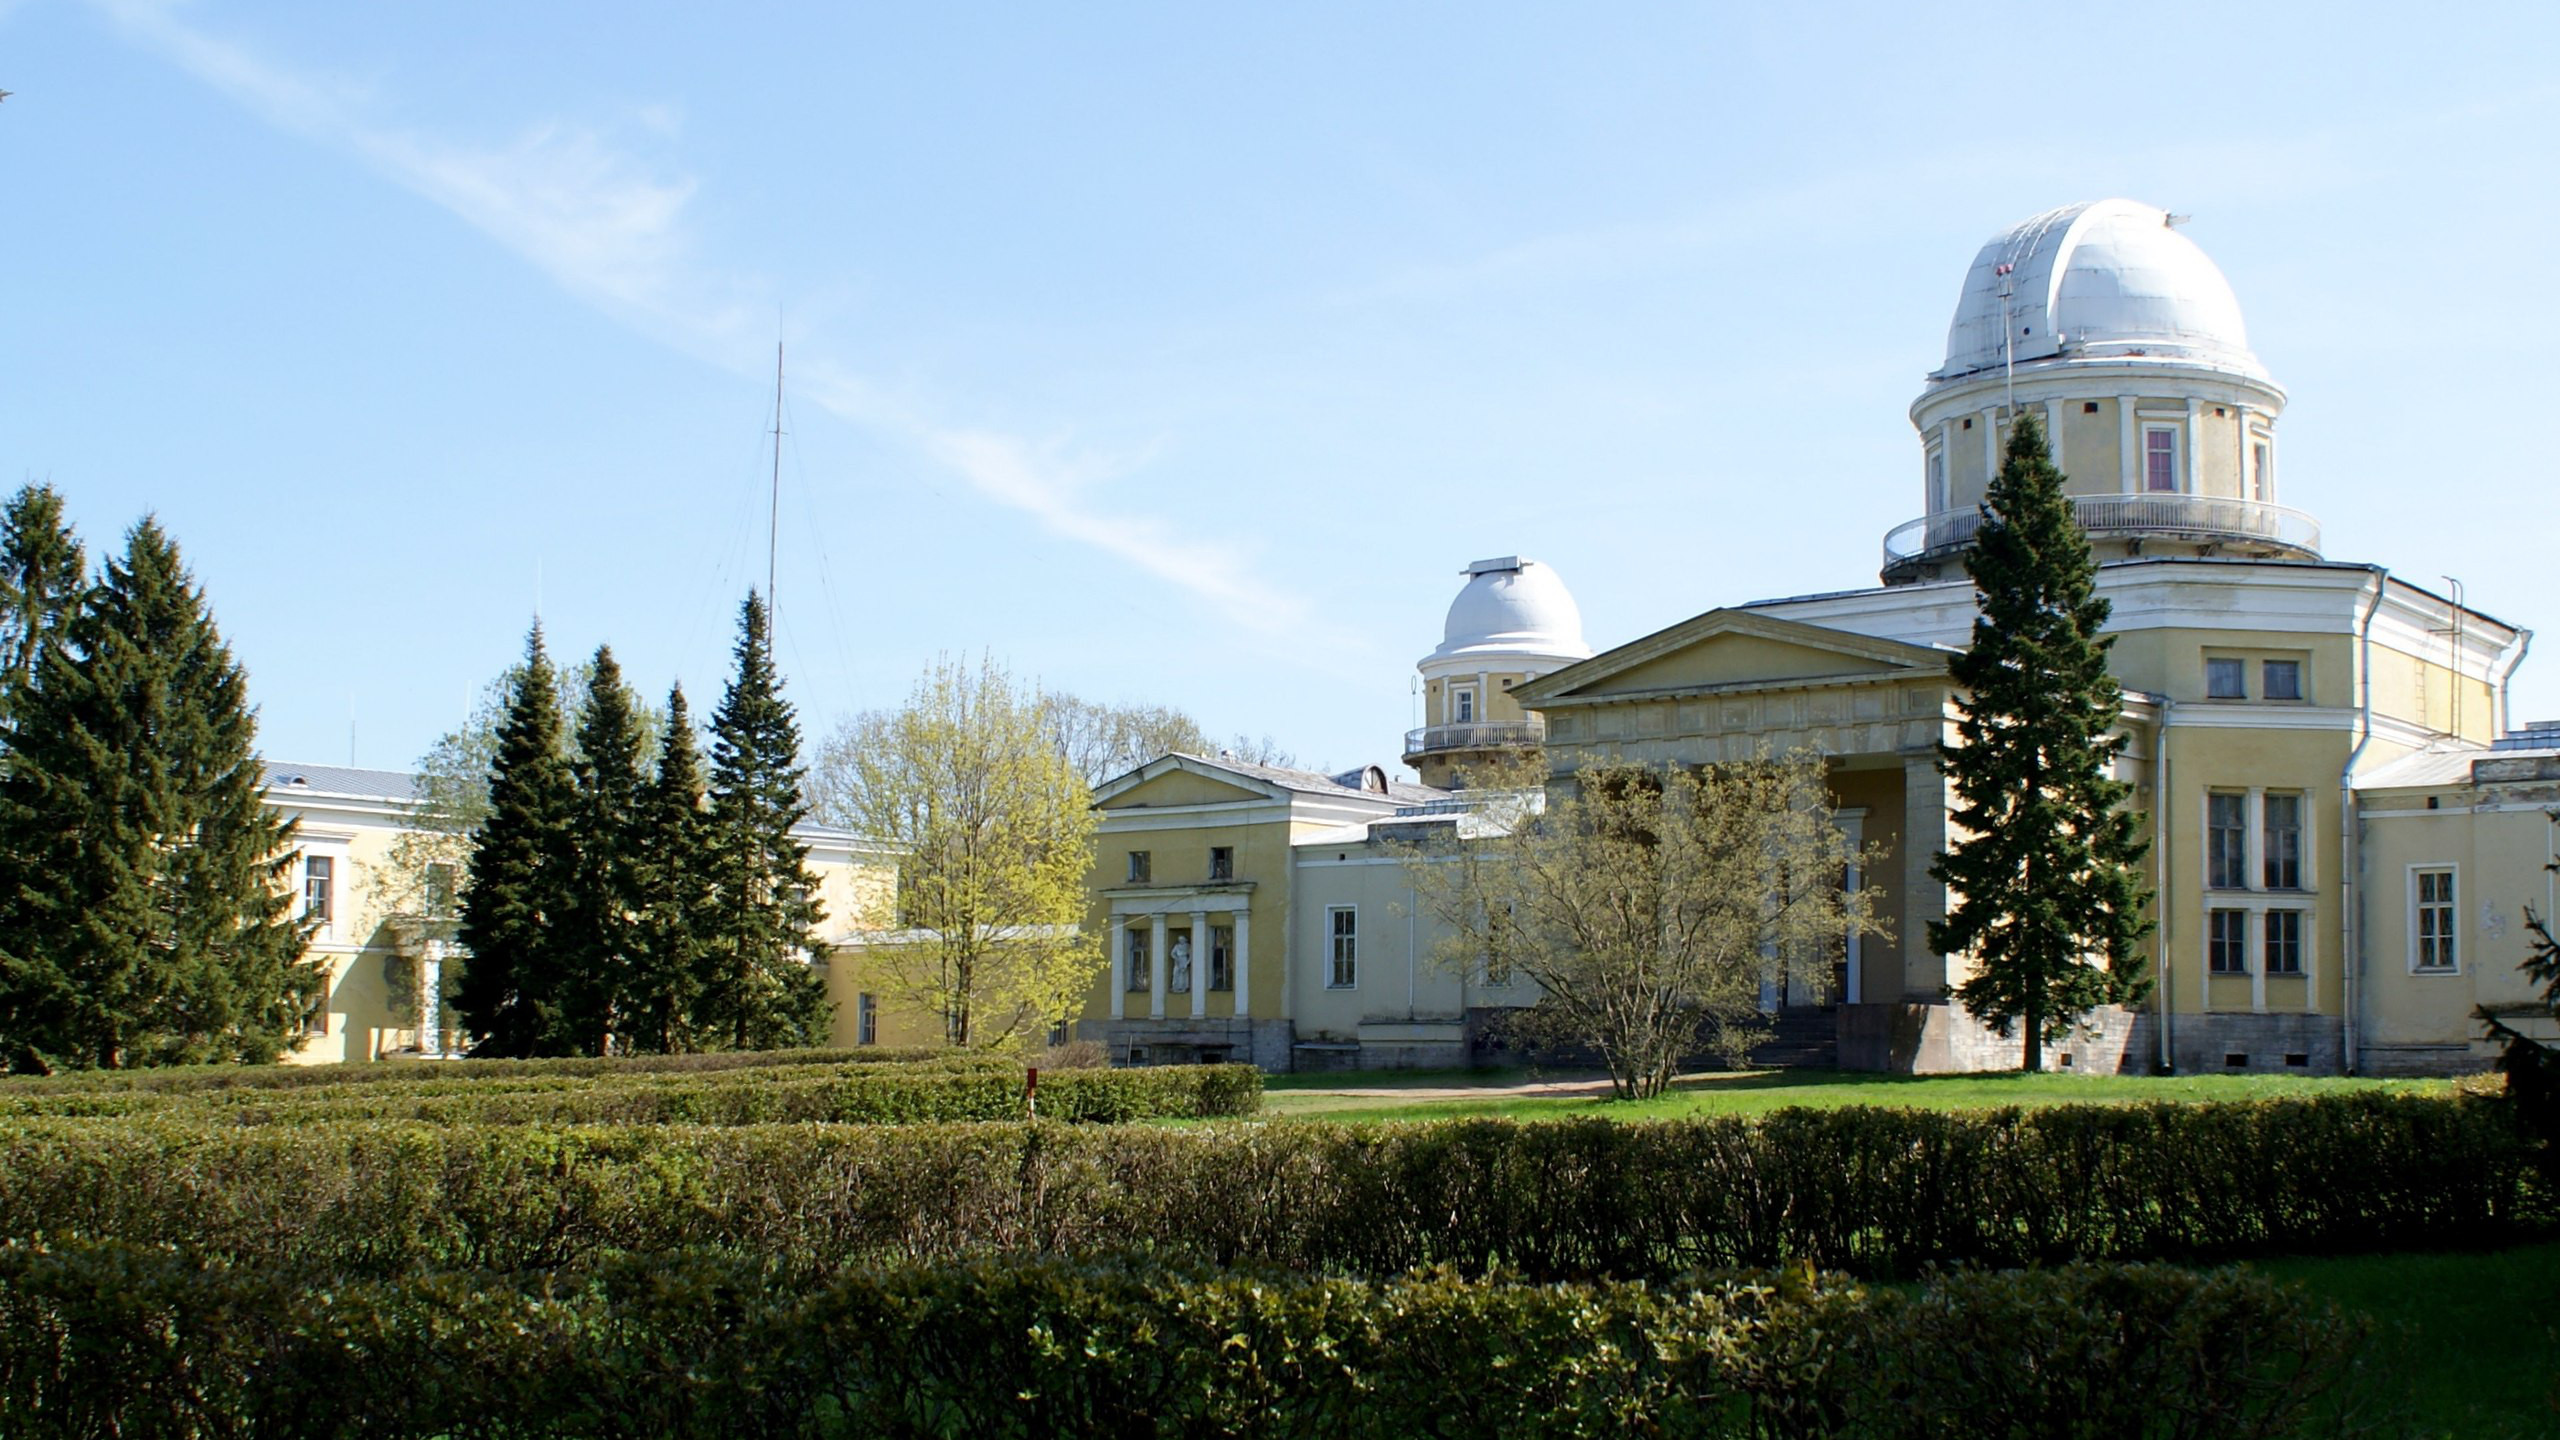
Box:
1026, 1066, 1039, 1120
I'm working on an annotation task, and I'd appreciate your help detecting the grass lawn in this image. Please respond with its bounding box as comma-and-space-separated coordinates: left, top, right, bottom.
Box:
1258, 1066, 2448, 1122
2255, 1242, 2560, 1440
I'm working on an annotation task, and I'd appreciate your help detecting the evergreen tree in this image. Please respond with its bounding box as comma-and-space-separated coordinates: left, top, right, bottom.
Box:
455, 624, 580, 1057
0, 518, 315, 1070
699, 594, 830, 1049
0, 484, 87, 731
1930, 412, 2154, 1070
627, 684, 712, 1052
562, 645, 648, 1053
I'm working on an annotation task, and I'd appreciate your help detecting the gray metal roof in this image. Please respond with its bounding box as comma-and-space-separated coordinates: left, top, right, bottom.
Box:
261, 762, 423, 803
1171, 752, 1445, 806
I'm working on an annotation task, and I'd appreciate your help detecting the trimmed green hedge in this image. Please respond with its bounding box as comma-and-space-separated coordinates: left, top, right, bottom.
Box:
0, 1094, 2538, 1280
0, 1242, 2375, 1439
0, 1061, 1260, 1126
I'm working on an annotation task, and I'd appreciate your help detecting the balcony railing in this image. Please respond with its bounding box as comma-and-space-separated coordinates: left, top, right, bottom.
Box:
1404, 720, 1545, 757
1882, 494, 2321, 574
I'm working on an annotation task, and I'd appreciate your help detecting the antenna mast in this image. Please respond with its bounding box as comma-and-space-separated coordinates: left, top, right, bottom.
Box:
767, 339, 784, 620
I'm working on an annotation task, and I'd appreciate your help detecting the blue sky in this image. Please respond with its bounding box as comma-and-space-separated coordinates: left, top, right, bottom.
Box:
6, 1, 2556, 775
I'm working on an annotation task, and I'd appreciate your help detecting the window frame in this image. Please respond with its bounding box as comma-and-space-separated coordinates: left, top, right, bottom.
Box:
2410, 865, 2459, 974
1325, 905, 1358, 989
303, 854, 334, 925
2261, 658, 2303, 702
1208, 924, 1235, 992
2262, 909, 2305, 976
2143, 426, 2181, 492
2261, 793, 2305, 891
856, 992, 878, 1045
2207, 908, 2249, 975
2206, 792, 2249, 890
1124, 926, 1151, 992
1126, 850, 1151, 884
297, 970, 331, 1037
1208, 845, 1234, 881
2204, 656, 2246, 700
1451, 685, 1477, 724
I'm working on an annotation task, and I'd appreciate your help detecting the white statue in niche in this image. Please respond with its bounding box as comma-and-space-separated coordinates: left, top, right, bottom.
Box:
1169, 935, 1193, 993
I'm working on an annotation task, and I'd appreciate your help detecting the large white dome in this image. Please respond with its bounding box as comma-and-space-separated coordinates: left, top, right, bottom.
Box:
1429, 557, 1591, 665
1933, 200, 2265, 383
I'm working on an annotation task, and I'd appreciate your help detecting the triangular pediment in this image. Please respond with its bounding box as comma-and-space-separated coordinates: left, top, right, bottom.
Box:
1094, 755, 1284, 810
1518, 609, 1946, 705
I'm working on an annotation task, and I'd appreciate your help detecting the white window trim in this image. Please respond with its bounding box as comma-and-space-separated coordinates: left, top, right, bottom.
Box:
2205, 906, 2251, 976
2142, 425, 2183, 493
1451, 685, 1477, 725
2407, 864, 2460, 975
1325, 904, 1358, 989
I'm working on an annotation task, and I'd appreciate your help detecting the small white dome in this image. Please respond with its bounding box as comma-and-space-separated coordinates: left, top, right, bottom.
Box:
1934, 200, 2265, 383
1430, 557, 1592, 664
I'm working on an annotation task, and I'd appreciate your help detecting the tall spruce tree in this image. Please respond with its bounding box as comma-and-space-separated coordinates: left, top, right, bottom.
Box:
0, 518, 315, 1070
627, 684, 712, 1052
1930, 411, 2154, 1070
0, 485, 87, 731
562, 646, 647, 1053
700, 593, 829, 1049
455, 624, 580, 1056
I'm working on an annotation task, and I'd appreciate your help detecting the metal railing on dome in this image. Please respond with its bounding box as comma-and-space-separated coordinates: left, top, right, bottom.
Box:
1403, 720, 1545, 757
1881, 494, 2321, 571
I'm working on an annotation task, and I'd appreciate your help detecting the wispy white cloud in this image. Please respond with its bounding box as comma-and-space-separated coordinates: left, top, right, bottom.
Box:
89, 0, 1310, 634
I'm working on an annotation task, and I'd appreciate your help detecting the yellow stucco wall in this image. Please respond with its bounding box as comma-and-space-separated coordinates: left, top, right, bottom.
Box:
1083, 771, 1300, 1024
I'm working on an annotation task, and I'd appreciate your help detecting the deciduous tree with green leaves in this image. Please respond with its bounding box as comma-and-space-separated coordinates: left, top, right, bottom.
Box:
817, 655, 1101, 1049
1401, 751, 1882, 1100
698, 594, 829, 1050
0, 518, 316, 1070
454, 625, 580, 1057
1931, 411, 2154, 1071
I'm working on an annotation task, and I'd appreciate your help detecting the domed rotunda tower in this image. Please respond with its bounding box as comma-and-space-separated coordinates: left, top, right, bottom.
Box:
1404, 556, 1592, 789
1882, 199, 2318, 585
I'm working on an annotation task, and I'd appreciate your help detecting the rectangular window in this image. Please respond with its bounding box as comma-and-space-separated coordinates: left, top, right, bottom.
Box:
303, 855, 334, 924
1209, 925, 1235, 992
2263, 909, 2304, 975
1453, 687, 1476, 724
2205, 657, 2245, 699
856, 992, 878, 1045
2207, 793, 2248, 889
2262, 794, 2303, 890
2144, 428, 2180, 491
2252, 440, 2273, 501
1209, 846, 1233, 881
1326, 906, 1357, 989
424, 862, 458, 917
2413, 868, 2457, 972
2207, 909, 2249, 974
1126, 851, 1151, 884
1125, 928, 1151, 991
298, 972, 330, 1037
2262, 659, 2302, 701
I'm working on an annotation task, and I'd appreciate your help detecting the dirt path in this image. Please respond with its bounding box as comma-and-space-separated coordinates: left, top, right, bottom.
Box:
1283, 1073, 1623, 1102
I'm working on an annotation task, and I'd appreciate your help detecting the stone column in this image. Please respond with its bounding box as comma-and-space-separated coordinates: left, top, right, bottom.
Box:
1189, 909, 1210, 1019
1980, 406, 2000, 480
1149, 914, 1169, 1020
1108, 914, 1126, 1021
420, 940, 444, 1055
1232, 908, 1251, 1019
1902, 752, 1950, 1001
